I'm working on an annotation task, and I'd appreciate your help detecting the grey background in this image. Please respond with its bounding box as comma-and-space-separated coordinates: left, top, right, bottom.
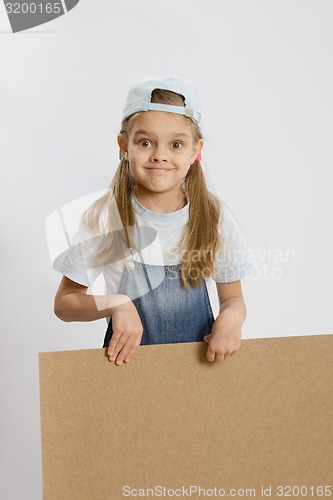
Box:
1, 1, 332, 498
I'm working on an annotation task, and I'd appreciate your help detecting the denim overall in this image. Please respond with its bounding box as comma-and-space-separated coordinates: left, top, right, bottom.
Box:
103, 261, 215, 347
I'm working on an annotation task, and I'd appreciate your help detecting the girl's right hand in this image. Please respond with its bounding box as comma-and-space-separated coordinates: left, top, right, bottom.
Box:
107, 299, 143, 366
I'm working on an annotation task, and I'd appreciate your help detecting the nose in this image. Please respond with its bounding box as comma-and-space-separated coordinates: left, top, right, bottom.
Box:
150, 146, 168, 163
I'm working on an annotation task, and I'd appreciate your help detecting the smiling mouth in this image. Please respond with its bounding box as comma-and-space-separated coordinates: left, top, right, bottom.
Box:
146, 167, 173, 171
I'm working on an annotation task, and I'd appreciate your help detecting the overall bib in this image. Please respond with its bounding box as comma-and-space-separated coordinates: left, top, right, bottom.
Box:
103, 262, 214, 347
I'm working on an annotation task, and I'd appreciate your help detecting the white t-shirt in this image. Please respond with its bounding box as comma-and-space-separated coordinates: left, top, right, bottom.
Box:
54, 195, 257, 294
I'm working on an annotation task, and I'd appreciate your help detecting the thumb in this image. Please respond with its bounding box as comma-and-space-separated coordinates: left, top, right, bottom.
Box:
203, 334, 211, 344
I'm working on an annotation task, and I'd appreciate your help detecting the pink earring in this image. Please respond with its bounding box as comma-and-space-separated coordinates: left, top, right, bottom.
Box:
196, 152, 202, 162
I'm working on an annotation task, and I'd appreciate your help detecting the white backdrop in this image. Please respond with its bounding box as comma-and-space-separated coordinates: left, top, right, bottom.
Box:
1, 1, 332, 498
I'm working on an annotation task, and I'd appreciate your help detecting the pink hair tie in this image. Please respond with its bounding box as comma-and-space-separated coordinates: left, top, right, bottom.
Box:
196, 151, 202, 162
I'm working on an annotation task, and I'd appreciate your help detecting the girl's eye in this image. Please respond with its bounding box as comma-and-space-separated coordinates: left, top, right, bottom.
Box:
172, 141, 183, 149
139, 140, 152, 147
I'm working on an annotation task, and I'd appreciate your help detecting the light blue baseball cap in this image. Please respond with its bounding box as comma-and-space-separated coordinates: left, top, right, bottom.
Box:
122, 75, 202, 124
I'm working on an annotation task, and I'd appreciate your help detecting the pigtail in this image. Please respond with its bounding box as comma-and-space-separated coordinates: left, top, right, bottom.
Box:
111, 157, 136, 248
179, 160, 222, 288
81, 157, 136, 267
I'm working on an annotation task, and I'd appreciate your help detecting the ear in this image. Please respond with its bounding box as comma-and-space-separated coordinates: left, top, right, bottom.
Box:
190, 138, 204, 164
117, 134, 128, 156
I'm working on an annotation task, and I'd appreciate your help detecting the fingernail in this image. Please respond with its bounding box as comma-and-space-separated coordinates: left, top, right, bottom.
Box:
109, 356, 115, 362
117, 360, 123, 365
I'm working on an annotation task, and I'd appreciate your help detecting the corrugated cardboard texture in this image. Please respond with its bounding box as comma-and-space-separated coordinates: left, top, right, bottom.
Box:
39, 335, 333, 500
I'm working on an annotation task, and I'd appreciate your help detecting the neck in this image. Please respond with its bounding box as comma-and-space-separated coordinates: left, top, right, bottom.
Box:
134, 187, 187, 214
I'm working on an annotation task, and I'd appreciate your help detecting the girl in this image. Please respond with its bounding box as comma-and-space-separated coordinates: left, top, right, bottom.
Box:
54, 76, 257, 365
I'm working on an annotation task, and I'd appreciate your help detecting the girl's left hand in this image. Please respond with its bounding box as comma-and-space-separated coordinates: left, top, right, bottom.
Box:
204, 308, 242, 363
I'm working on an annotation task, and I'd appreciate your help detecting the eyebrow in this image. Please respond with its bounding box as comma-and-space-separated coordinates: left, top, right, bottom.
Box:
133, 129, 190, 138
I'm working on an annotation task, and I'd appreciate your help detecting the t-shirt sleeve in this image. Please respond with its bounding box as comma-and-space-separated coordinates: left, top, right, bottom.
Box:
53, 221, 103, 288
212, 202, 258, 283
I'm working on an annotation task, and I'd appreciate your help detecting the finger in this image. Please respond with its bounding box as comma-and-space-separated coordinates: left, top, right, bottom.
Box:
107, 335, 119, 356
108, 333, 128, 361
224, 350, 238, 359
108, 331, 126, 355
206, 346, 216, 363
203, 334, 211, 344
214, 352, 225, 363
115, 339, 136, 365
124, 338, 141, 363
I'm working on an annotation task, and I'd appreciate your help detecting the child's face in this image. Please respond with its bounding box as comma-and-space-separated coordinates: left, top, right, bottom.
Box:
119, 111, 202, 198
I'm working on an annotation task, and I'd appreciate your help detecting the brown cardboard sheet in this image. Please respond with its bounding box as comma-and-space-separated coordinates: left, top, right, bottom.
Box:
39, 335, 333, 499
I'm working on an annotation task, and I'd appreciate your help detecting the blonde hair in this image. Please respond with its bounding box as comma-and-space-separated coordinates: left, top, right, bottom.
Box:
82, 88, 222, 288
